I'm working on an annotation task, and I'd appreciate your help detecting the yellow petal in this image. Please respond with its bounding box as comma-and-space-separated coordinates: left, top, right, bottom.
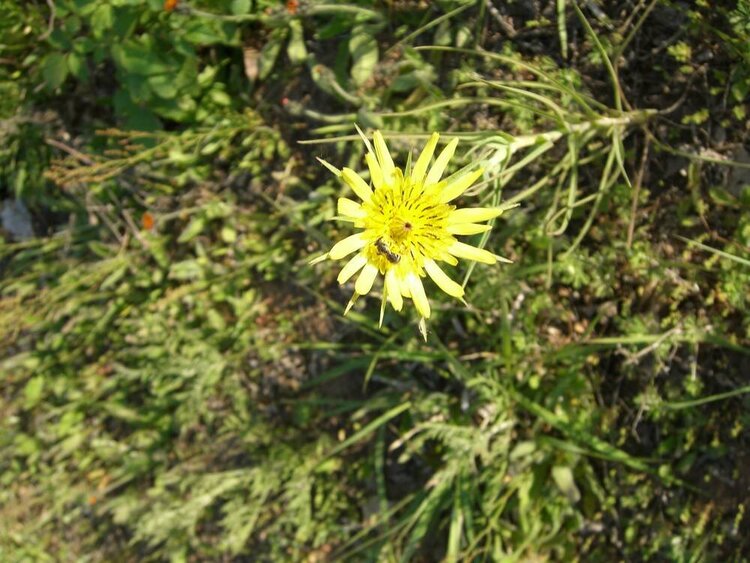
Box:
385, 268, 403, 311
425, 137, 458, 187
338, 197, 365, 219
411, 132, 439, 186
448, 206, 508, 224
365, 152, 384, 190
406, 273, 430, 319
447, 241, 497, 264
400, 281, 412, 298
373, 131, 395, 185
337, 253, 367, 284
424, 259, 465, 299
438, 168, 484, 203
355, 263, 379, 295
342, 168, 373, 203
447, 223, 493, 235
329, 233, 367, 260
439, 251, 459, 266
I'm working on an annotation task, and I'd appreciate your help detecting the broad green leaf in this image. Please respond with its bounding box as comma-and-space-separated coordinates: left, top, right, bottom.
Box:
178, 216, 207, 243
552, 465, 581, 503
119, 102, 161, 131
208, 89, 231, 106
259, 29, 287, 81
43, 52, 69, 90
148, 74, 178, 99
169, 259, 204, 280
183, 20, 239, 46
24, 376, 45, 407
112, 43, 171, 76
231, 0, 250, 14
287, 20, 307, 65
90, 4, 113, 37
349, 26, 378, 86
66, 51, 88, 81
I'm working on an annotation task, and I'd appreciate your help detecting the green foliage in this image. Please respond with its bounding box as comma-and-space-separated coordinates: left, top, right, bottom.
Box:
2, 0, 750, 560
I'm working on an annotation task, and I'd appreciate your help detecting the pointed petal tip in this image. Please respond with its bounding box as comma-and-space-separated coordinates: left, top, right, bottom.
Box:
317, 157, 341, 177
418, 317, 428, 341
354, 123, 374, 153
446, 223, 493, 236
424, 259, 464, 299
425, 137, 459, 187
373, 131, 395, 184
447, 241, 497, 264
309, 253, 329, 265
411, 132, 440, 185
344, 296, 357, 316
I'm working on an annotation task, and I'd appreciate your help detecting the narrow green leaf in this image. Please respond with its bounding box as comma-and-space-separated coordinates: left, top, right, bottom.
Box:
319, 401, 411, 463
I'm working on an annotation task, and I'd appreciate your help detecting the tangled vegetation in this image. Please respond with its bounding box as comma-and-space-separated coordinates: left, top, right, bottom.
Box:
1, 0, 749, 560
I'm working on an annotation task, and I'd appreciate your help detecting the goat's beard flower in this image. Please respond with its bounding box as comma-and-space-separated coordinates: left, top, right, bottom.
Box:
312, 128, 514, 339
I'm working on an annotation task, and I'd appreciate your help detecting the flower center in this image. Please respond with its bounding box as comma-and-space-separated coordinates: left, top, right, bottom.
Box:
388, 217, 413, 243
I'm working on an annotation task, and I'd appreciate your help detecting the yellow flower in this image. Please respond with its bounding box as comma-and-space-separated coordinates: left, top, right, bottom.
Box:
312, 127, 515, 339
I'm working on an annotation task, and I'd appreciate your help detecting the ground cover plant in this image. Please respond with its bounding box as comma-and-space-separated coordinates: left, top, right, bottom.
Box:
1, 0, 749, 560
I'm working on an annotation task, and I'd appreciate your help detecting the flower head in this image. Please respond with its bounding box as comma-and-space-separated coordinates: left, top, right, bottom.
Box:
312, 127, 515, 339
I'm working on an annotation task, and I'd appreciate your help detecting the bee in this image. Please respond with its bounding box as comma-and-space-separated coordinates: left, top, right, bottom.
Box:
375, 238, 401, 264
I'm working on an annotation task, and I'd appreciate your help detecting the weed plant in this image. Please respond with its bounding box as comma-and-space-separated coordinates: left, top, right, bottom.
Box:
1, 0, 750, 560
